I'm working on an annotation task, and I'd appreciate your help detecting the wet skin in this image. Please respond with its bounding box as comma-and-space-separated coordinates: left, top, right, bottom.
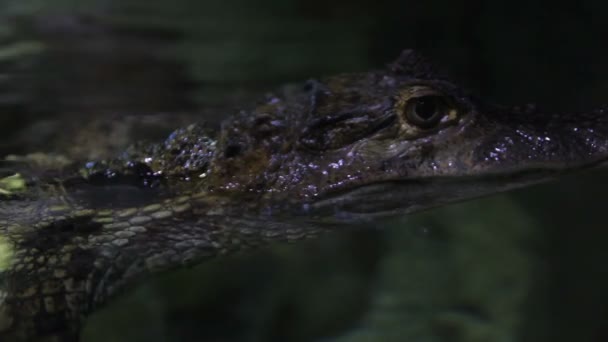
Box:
1, 50, 608, 341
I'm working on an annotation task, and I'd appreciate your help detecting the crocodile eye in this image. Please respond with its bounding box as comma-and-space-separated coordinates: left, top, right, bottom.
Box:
404, 95, 448, 128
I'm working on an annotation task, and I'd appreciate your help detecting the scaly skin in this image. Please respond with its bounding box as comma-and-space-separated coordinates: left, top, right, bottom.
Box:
1, 50, 608, 341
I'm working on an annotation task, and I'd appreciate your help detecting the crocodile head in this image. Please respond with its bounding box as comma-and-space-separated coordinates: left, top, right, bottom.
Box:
212, 50, 608, 222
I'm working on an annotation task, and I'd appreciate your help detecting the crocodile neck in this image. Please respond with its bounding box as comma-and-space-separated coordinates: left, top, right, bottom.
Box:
0, 180, 324, 341
0, 116, 314, 341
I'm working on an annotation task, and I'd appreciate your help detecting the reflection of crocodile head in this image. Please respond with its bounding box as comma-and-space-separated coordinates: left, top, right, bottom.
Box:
2, 50, 608, 341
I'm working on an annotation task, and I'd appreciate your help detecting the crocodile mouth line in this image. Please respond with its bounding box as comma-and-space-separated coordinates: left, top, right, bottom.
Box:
304, 151, 608, 223
305, 168, 561, 222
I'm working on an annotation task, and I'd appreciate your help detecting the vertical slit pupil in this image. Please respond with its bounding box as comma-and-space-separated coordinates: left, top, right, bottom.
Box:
414, 97, 439, 120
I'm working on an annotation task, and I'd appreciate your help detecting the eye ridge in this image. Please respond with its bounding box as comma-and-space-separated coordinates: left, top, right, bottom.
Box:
405, 95, 449, 128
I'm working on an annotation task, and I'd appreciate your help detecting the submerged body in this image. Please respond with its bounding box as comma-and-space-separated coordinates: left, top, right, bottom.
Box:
1, 50, 608, 341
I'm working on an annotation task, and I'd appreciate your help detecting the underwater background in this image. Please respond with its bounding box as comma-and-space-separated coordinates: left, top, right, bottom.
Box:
2, 1, 608, 341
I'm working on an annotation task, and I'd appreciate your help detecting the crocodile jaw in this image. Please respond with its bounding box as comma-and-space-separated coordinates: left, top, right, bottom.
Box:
302, 107, 608, 222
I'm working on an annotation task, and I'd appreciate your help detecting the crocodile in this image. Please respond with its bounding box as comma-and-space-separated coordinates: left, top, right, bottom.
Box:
0, 50, 607, 341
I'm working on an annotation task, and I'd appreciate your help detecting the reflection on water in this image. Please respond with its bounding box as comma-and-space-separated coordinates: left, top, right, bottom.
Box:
3, 1, 608, 341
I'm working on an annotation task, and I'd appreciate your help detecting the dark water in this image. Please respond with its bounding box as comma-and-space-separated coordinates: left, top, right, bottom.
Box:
2, 1, 608, 341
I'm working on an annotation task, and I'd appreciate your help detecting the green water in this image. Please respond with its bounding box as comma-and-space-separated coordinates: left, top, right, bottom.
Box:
2, 1, 608, 341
